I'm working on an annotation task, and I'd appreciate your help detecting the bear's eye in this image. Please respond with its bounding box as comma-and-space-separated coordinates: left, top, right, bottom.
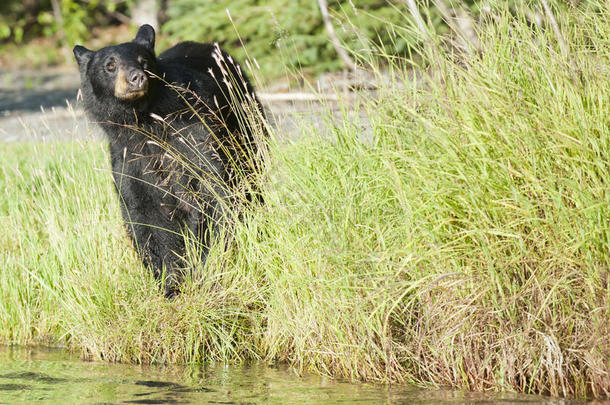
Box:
138, 56, 148, 70
105, 59, 116, 72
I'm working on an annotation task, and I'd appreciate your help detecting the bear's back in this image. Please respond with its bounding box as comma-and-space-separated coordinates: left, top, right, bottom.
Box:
158, 42, 220, 75
158, 42, 255, 106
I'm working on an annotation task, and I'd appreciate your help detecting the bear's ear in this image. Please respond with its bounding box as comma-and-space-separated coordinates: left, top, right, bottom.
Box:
73, 45, 93, 67
133, 24, 155, 53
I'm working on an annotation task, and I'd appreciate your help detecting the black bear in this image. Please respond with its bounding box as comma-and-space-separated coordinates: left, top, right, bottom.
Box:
73, 25, 264, 297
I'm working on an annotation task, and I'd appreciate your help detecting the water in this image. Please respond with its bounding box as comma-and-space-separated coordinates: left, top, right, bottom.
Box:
0, 346, 589, 404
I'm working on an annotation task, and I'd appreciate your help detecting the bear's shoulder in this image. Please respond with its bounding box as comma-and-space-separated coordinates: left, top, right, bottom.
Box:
158, 41, 217, 62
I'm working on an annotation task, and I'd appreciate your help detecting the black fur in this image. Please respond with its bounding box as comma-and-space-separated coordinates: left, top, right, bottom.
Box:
74, 25, 263, 297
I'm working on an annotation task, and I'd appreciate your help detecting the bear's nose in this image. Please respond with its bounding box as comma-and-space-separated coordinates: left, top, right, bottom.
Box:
128, 69, 147, 89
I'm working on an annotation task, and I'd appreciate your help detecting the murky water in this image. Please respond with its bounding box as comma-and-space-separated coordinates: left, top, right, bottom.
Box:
0, 346, 589, 404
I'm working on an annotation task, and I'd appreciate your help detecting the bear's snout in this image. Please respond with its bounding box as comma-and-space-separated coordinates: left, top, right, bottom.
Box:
128, 69, 148, 90
114, 66, 148, 100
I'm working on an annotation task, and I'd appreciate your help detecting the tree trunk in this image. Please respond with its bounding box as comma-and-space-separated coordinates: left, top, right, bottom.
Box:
131, 0, 160, 31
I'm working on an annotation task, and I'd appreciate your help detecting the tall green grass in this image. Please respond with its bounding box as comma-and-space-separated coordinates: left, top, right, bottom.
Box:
0, 1, 608, 399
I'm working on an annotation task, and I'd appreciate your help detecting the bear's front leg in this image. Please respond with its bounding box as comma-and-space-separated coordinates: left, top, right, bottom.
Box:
124, 197, 189, 297
110, 150, 189, 297
135, 218, 187, 298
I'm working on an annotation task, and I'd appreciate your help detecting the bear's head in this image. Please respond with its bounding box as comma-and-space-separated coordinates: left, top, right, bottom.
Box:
74, 25, 157, 104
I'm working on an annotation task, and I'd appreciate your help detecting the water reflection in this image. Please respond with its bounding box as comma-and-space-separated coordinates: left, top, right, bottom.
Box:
0, 346, 588, 404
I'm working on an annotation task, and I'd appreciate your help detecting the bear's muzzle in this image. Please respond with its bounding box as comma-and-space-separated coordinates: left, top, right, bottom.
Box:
114, 67, 148, 100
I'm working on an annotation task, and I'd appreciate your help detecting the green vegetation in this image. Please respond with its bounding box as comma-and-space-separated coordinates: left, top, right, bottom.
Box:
1, 1, 608, 400
0, 0, 133, 68
0, 0, 129, 43
0, 0, 468, 76
163, 0, 417, 77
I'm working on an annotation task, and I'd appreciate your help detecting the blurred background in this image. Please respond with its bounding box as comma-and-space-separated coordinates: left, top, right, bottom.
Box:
0, 0, 491, 78
0, 0, 480, 138
0, 0, 572, 139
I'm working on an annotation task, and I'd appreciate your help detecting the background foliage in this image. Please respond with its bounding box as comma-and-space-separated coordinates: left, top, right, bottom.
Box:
0, 0, 463, 76
0, 1, 588, 79
0, 0, 129, 44
162, 0, 418, 77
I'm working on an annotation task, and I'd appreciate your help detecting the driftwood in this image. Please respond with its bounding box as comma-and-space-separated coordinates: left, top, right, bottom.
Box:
540, 0, 581, 85
540, 0, 569, 58
404, 0, 480, 55
317, 0, 358, 72
433, 0, 480, 53
404, 0, 431, 43
258, 92, 339, 102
